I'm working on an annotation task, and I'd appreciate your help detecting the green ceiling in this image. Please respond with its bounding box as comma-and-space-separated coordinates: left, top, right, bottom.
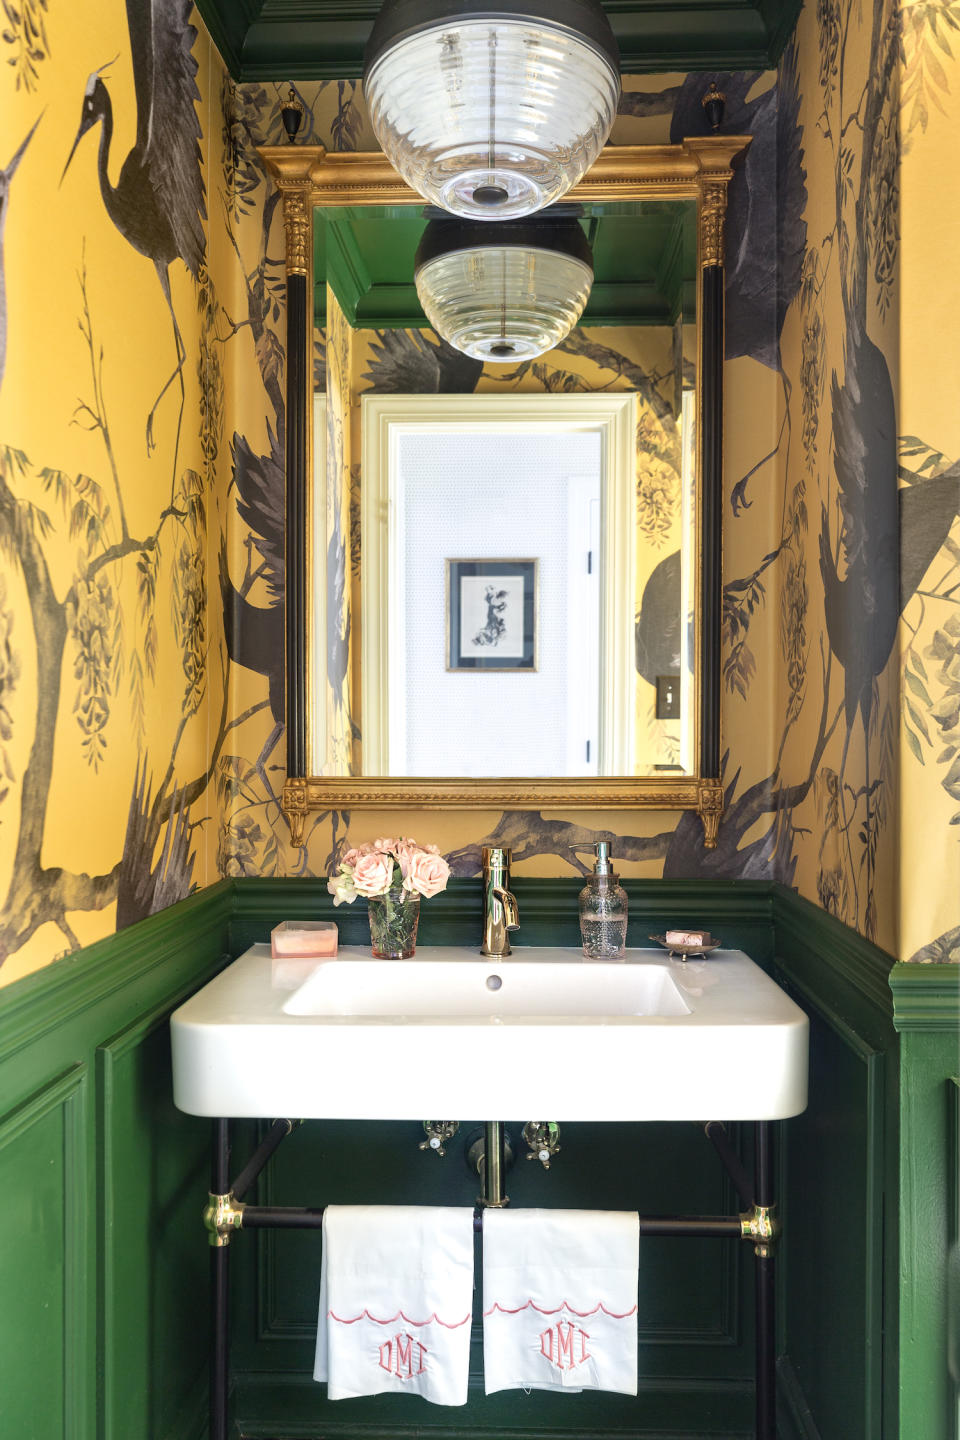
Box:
315, 202, 697, 330
196, 0, 801, 80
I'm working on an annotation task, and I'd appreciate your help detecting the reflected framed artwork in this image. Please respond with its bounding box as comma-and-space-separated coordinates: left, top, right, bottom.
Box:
446, 559, 537, 672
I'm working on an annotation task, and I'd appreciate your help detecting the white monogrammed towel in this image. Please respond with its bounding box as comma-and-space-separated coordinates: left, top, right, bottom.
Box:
314, 1205, 475, 1405
483, 1208, 639, 1396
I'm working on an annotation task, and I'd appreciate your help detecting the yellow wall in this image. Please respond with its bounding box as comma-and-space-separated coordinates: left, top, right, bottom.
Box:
898, 2, 960, 961
1, 5, 957, 983
0, 2, 237, 982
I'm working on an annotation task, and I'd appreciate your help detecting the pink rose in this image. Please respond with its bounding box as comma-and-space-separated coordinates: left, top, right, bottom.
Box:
404, 849, 450, 899
373, 836, 398, 853
393, 838, 419, 872
352, 850, 395, 897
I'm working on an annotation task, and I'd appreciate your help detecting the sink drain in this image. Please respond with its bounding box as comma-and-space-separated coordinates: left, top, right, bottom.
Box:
485, 974, 503, 991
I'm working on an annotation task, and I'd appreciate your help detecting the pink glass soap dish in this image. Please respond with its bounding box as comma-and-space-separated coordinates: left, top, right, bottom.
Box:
271, 920, 338, 958
271, 921, 338, 988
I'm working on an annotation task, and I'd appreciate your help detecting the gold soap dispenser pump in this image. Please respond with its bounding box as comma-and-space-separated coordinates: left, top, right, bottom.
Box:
577, 841, 628, 960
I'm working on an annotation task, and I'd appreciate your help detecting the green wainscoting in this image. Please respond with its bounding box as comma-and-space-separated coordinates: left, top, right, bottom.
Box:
891, 964, 960, 1440
1, 876, 955, 1439
770, 892, 901, 1440
0, 882, 234, 1440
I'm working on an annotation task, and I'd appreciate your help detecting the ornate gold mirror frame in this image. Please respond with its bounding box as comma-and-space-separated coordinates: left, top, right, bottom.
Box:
260, 137, 750, 848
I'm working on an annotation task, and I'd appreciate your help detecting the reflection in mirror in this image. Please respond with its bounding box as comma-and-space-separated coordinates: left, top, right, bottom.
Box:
313, 199, 698, 783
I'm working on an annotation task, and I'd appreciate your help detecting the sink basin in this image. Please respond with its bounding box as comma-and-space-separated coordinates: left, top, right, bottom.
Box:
171, 945, 808, 1123
283, 957, 692, 1019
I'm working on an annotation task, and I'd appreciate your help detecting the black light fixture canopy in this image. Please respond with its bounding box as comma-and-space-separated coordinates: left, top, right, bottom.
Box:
364, 0, 620, 74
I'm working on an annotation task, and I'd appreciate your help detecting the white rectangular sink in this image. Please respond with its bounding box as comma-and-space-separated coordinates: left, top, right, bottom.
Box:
171, 945, 808, 1123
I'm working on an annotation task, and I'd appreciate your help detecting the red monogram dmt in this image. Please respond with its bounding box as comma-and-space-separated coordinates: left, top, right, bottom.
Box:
539, 1319, 592, 1370
378, 1332, 428, 1380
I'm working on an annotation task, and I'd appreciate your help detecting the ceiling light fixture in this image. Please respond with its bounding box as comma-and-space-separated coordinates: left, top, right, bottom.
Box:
364, 0, 621, 220
414, 214, 594, 361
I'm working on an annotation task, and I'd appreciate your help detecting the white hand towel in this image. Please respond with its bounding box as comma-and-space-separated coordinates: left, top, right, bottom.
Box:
482, 1208, 639, 1396
314, 1205, 475, 1405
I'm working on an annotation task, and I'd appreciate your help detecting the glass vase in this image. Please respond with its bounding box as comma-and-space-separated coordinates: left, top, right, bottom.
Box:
367, 889, 420, 958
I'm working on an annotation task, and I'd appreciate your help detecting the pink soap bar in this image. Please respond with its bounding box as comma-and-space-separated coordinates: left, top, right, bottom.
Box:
271, 921, 338, 958
665, 929, 708, 947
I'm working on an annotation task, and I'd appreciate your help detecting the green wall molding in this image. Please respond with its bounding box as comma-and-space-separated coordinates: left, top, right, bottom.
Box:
890, 962, 960, 1031
772, 886, 895, 1020
228, 873, 777, 954
0, 878, 234, 1062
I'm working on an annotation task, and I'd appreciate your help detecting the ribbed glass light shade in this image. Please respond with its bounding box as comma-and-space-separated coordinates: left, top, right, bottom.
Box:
414, 220, 593, 361
364, 3, 620, 220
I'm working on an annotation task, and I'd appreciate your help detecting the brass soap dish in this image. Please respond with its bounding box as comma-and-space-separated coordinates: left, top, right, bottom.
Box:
650, 933, 721, 960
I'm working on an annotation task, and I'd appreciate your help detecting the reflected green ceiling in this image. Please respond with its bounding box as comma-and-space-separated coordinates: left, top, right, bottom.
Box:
195, 0, 801, 80
314, 202, 697, 330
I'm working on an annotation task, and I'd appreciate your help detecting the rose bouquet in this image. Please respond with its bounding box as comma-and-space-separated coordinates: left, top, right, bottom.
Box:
327, 837, 451, 957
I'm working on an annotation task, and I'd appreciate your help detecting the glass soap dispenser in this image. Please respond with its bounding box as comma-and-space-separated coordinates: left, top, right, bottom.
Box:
577, 842, 628, 960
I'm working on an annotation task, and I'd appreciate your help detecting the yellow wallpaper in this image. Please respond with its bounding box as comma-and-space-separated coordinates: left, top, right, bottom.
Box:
1, 3, 957, 982
897, 4, 960, 962
0, 2, 237, 984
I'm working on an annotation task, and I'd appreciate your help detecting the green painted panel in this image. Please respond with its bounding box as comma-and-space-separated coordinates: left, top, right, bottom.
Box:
892, 964, 960, 1440
777, 1011, 882, 1438
231, 1378, 755, 1438
0, 1069, 87, 1440
98, 1016, 212, 1440
0, 881, 232, 1440
239, 1119, 744, 1358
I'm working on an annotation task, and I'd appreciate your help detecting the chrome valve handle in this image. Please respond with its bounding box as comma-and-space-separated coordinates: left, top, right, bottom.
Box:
523, 1120, 561, 1170
419, 1120, 460, 1157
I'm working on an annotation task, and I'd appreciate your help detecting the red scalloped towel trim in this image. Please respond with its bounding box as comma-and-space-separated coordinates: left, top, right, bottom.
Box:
483, 1299, 638, 1320
328, 1307, 472, 1329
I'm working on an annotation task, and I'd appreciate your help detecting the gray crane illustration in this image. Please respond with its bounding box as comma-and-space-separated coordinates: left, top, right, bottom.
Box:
0, 114, 42, 393
62, 0, 206, 469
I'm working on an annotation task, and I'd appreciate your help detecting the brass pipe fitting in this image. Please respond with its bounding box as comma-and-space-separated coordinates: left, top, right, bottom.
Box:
739, 1203, 780, 1258
204, 1191, 246, 1248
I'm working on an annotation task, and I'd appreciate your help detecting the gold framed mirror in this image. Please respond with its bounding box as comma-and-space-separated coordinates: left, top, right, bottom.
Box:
260, 138, 749, 848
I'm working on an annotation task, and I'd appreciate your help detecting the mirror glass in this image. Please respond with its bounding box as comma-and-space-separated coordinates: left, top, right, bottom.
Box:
312, 198, 698, 782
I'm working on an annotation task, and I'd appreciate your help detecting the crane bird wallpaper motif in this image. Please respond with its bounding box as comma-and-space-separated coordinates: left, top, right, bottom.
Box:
0, 0, 957, 981
62, 0, 206, 473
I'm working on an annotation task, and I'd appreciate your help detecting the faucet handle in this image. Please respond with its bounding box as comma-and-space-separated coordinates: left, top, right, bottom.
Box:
523, 1121, 561, 1170
419, 1120, 460, 1157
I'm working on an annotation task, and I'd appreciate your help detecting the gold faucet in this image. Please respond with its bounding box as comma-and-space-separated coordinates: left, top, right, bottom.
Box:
481, 846, 520, 956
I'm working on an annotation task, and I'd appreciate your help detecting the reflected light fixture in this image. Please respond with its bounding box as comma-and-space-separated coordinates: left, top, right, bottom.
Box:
414, 214, 594, 362
363, 0, 621, 220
